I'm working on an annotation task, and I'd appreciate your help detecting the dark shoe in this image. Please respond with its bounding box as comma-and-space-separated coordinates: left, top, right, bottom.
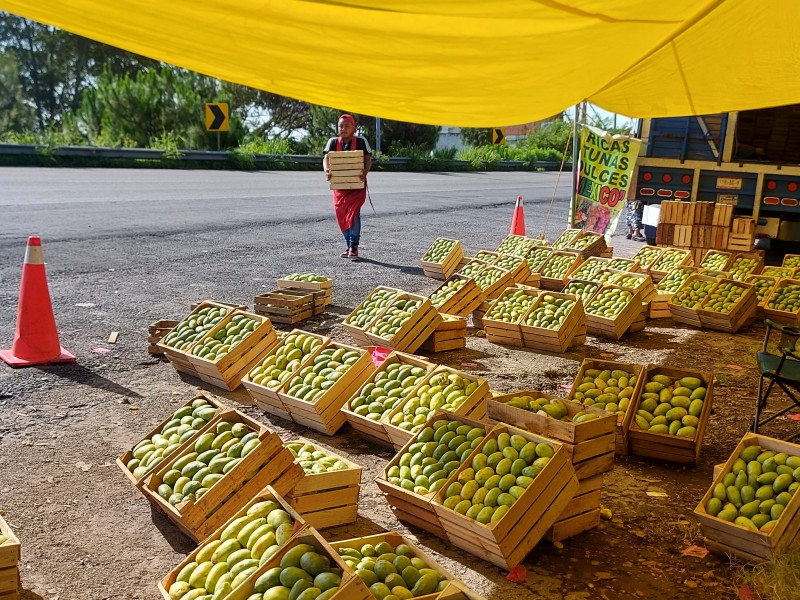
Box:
626, 233, 633, 240
632, 235, 646, 242
349, 246, 360, 261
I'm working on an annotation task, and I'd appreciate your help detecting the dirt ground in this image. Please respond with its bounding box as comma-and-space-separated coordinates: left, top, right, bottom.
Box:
0, 235, 794, 600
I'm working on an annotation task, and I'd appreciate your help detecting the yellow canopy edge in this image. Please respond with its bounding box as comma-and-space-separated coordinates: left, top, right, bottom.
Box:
2, 0, 798, 126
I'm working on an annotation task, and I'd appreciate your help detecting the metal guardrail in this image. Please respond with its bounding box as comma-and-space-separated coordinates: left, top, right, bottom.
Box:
0, 143, 569, 170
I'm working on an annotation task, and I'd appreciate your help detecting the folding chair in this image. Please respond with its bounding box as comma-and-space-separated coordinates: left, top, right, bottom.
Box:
753, 319, 800, 440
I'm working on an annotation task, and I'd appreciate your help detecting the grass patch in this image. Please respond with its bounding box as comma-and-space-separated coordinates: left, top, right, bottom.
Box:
739, 551, 800, 599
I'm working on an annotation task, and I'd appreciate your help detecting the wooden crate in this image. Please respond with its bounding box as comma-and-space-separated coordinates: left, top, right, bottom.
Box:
279, 342, 375, 435
428, 275, 486, 318
712, 225, 731, 250
147, 319, 178, 356
457, 257, 490, 279
186, 310, 278, 391
471, 300, 492, 330
157, 486, 306, 600
421, 315, 468, 352
472, 250, 501, 264
342, 351, 436, 448
471, 265, 515, 300
383, 366, 490, 451
496, 234, 547, 257
432, 425, 579, 569
695, 433, 800, 562
656, 266, 700, 294
656, 223, 674, 246
568, 359, 647, 456
713, 203, 734, 227
565, 231, 607, 259
524, 246, 554, 275
421, 239, 464, 280
763, 278, 800, 327
763, 266, 796, 279
700, 249, 734, 271
567, 257, 611, 282
668, 274, 721, 328
482, 287, 540, 347
241, 330, 330, 422
584, 285, 643, 340
673, 225, 693, 247
254, 288, 316, 324
647, 291, 674, 319
649, 248, 693, 282
551, 228, 582, 249
329, 150, 365, 190
0, 514, 20, 599
157, 301, 235, 376
540, 251, 583, 290
342, 286, 404, 346
285, 440, 362, 529
329, 532, 476, 600
697, 279, 757, 333
608, 269, 656, 304
632, 246, 665, 272
562, 279, 601, 305
692, 224, 714, 248
487, 393, 614, 481
694, 201, 715, 225
520, 292, 585, 353
365, 294, 443, 353
727, 251, 765, 282
277, 276, 333, 309
745, 274, 781, 318
628, 366, 714, 464
496, 254, 531, 284
782, 254, 800, 269
544, 474, 603, 542
143, 410, 303, 542
375, 412, 488, 538
116, 391, 228, 487
729, 233, 755, 252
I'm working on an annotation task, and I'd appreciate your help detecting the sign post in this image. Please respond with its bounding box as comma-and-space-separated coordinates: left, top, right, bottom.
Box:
205, 103, 229, 151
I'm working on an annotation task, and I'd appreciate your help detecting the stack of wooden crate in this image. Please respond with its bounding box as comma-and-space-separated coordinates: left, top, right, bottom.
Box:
327, 150, 364, 190
729, 217, 756, 252
0, 515, 20, 600
277, 275, 333, 309
656, 201, 736, 265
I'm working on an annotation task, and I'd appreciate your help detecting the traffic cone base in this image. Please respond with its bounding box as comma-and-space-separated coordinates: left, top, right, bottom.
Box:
1, 235, 75, 369
0, 347, 75, 368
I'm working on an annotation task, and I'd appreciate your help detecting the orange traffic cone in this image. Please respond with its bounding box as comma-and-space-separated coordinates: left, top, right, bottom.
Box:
510, 195, 525, 235
0, 236, 76, 367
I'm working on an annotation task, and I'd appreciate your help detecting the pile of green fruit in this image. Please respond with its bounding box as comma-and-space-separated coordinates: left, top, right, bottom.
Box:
570, 232, 601, 250
705, 445, 800, 533
785, 256, 800, 269
700, 251, 730, 271
552, 229, 580, 249
348, 288, 399, 328
586, 287, 634, 317
571, 258, 609, 281
247, 333, 325, 390
422, 239, 456, 263
474, 250, 499, 263
338, 540, 449, 598
156, 420, 261, 506
162, 306, 229, 351
608, 257, 638, 271
497, 235, 542, 257
701, 282, 747, 313
651, 249, 687, 273
729, 257, 760, 281
388, 371, 479, 433
571, 367, 639, 417
167, 500, 295, 600
127, 397, 218, 479
503, 395, 600, 424
440, 432, 554, 524
702, 269, 731, 279
611, 272, 645, 290
525, 247, 553, 272
474, 266, 506, 291
657, 267, 695, 294
633, 373, 705, 437
670, 278, 717, 309
766, 283, 800, 313
386, 419, 485, 495
763, 266, 795, 278
286, 441, 350, 474
485, 289, 537, 323
496, 254, 523, 271
458, 259, 487, 278
429, 277, 468, 309
284, 273, 329, 283
191, 314, 262, 361
369, 298, 422, 338
542, 253, 577, 279
633, 246, 662, 269
525, 294, 576, 329
250, 542, 344, 600
563, 280, 599, 304
285, 347, 362, 402
746, 276, 779, 304
348, 362, 429, 422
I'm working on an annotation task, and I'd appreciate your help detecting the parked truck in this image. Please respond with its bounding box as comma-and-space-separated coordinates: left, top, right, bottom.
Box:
631, 104, 800, 254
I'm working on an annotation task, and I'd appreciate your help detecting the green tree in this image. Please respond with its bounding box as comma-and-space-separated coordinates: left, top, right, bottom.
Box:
460, 128, 492, 147
0, 51, 34, 133
73, 65, 245, 149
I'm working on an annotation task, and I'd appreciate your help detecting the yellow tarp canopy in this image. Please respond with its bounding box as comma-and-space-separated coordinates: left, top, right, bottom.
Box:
2, 0, 799, 126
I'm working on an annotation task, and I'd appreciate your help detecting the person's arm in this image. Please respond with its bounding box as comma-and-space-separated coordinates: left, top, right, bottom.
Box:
323, 153, 332, 181
362, 154, 372, 181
